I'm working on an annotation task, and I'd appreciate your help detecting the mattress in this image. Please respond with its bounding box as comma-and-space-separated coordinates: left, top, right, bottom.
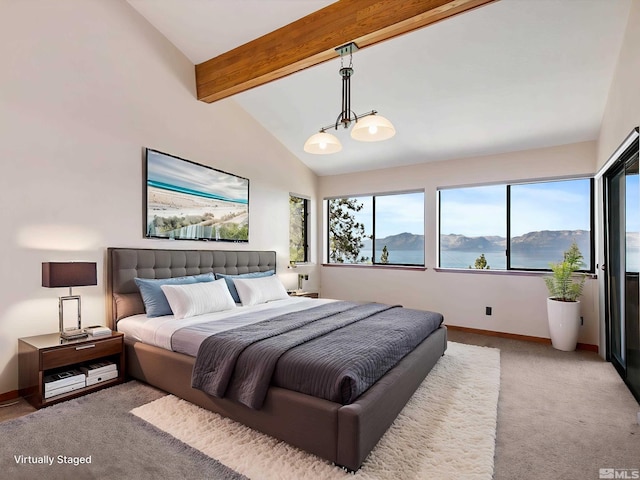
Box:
117, 296, 335, 353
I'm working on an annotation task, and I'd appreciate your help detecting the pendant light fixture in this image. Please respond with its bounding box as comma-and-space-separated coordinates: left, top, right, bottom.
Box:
303, 42, 395, 155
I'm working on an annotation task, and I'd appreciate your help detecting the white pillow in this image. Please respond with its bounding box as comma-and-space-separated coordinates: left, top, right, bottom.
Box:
233, 275, 289, 306
160, 279, 236, 319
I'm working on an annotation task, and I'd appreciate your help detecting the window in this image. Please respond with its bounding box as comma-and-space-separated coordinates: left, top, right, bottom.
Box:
509, 180, 592, 270
627, 169, 640, 273
439, 178, 593, 272
327, 191, 424, 266
439, 185, 506, 270
289, 195, 309, 263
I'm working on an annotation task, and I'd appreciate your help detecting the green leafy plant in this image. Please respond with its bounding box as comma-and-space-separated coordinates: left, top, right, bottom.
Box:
544, 242, 586, 302
380, 245, 389, 264
328, 198, 371, 264
469, 253, 490, 269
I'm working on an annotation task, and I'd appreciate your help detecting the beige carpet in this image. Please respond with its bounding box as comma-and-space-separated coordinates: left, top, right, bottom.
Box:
447, 330, 640, 480
131, 342, 500, 480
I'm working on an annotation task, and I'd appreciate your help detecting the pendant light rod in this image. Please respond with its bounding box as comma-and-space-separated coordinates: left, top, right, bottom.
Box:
316, 110, 378, 133
337, 66, 354, 129
335, 42, 358, 129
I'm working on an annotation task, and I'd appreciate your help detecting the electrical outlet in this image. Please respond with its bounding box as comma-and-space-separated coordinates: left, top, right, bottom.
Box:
485, 306, 492, 316
580, 316, 584, 326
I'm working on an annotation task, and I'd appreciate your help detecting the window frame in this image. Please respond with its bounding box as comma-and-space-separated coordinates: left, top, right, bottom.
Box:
325, 189, 425, 267
289, 194, 310, 264
438, 177, 595, 273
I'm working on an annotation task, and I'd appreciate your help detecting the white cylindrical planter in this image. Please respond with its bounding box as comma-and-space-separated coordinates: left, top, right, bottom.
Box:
547, 298, 581, 351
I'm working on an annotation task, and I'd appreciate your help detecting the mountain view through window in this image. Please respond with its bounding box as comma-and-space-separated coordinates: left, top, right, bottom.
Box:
439, 178, 593, 271
327, 191, 424, 266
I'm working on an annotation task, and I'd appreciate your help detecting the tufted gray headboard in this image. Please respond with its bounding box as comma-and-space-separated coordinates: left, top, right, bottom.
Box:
107, 248, 276, 328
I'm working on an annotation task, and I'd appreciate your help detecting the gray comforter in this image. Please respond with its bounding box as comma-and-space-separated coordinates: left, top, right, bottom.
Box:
192, 301, 443, 409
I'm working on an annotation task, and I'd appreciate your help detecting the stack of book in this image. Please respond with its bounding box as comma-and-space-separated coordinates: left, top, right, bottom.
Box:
84, 325, 112, 337
80, 361, 118, 386
44, 369, 86, 399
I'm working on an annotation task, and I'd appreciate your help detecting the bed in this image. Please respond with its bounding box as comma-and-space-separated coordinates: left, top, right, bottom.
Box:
107, 247, 447, 471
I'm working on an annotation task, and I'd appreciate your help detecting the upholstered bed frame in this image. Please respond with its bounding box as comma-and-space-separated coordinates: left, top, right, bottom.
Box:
107, 247, 447, 471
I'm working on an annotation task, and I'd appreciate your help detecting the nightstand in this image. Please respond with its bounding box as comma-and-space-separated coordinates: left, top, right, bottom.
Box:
18, 331, 125, 408
288, 291, 319, 299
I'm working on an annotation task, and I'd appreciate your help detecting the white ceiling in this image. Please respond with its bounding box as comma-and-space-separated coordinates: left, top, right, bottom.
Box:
127, 0, 632, 176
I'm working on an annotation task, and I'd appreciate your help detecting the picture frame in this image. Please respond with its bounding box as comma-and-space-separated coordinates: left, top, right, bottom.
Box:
144, 148, 249, 242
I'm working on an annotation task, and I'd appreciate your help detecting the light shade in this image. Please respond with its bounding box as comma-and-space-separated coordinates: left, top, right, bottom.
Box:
350, 114, 396, 142
303, 131, 342, 154
42, 262, 97, 288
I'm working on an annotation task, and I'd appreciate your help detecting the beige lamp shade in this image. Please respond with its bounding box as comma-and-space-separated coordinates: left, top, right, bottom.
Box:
350, 114, 396, 142
303, 131, 342, 154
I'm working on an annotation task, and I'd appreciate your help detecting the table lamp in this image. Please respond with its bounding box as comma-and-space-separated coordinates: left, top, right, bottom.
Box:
42, 262, 97, 339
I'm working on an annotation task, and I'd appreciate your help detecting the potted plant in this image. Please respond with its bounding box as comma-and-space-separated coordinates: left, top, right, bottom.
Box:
544, 241, 586, 351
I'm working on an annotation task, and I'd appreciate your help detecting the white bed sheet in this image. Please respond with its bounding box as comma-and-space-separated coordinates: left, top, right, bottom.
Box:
117, 297, 335, 351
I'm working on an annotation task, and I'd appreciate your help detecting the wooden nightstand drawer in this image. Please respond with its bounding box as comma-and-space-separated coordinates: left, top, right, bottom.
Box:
20, 332, 125, 409
41, 336, 122, 370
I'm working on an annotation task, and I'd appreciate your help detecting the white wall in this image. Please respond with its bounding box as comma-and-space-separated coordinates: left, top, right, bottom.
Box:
318, 141, 599, 344
595, 0, 640, 357
0, 0, 317, 395
597, 0, 640, 170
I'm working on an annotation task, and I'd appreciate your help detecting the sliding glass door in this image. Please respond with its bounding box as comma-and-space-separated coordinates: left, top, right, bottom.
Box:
607, 163, 626, 371
604, 128, 640, 402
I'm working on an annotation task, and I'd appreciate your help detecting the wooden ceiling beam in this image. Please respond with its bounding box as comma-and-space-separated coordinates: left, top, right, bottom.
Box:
195, 0, 498, 103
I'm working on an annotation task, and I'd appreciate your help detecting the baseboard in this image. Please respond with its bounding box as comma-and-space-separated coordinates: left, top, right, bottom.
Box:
0, 390, 19, 403
576, 342, 599, 353
446, 325, 598, 353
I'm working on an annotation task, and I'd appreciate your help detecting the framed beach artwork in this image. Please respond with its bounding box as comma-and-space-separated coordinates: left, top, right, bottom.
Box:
144, 148, 249, 242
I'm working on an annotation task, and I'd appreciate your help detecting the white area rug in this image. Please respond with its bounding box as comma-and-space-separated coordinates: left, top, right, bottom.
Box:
131, 342, 500, 480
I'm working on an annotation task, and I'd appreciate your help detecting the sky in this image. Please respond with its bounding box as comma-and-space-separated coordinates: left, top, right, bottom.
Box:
350, 192, 425, 239
147, 150, 249, 202
331, 175, 640, 244
342, 179, 597, 240
440, 179, 592, 237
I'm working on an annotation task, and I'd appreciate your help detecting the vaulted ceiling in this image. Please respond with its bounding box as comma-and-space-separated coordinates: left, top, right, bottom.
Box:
127, 0, 632, 176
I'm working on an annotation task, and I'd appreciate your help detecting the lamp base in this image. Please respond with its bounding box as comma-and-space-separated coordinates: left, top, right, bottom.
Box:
59, 294, 83, 337
60, 329, 88, 340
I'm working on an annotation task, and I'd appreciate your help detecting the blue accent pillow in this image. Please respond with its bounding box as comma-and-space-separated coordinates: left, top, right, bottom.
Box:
134, 273, 215, 317
215, 270, 275, 303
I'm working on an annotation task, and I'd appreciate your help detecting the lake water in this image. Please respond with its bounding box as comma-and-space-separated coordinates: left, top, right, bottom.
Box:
373, 249, 424, 265
363, 249, 639, 271
441, 250, 597, 270
371, 249, 565, 269
374, 249, 566, 269
439, 251, 508, 269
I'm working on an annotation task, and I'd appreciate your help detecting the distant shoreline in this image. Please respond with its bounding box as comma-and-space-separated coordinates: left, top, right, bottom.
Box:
148, 186, 246, 218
